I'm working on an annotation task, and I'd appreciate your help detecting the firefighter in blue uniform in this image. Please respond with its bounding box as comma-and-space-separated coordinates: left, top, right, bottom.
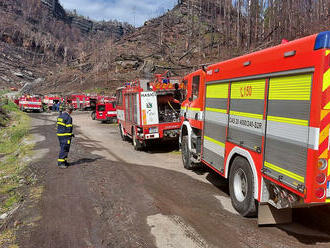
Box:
56, 106, 74, 168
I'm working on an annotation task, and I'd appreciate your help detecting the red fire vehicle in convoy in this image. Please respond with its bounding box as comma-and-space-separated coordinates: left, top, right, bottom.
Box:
43, 96, 63, 110
19, 96, 43, 112
180, 31, 330, 224
116, 74, 185, 150
66, 94, 97, 111
91, 101, 117, 123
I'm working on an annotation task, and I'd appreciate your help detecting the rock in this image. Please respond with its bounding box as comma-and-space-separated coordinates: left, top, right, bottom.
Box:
14, 220, 22, 227
0, 212, 8, 220
13, 71, 24, 78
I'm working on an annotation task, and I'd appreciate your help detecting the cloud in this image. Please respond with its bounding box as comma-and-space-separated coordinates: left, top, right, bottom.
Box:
59, 0, 177, 26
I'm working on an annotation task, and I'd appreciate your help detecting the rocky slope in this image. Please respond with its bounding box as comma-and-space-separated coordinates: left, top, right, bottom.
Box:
37, 0, 329, 94
0, 0, 134, 92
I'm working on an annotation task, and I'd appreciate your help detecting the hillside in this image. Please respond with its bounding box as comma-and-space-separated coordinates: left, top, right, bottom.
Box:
0, 0, 134, 91
37, 0, 329, 94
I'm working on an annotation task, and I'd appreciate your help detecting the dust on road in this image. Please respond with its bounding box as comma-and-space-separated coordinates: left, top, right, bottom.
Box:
14, 112, 330, 248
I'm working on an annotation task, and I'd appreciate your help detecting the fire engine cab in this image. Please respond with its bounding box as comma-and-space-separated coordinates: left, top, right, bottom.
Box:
180, 31, 330, 224
116, 74, 185, 150
19, 96, 43, 112
91, 100, 117, 123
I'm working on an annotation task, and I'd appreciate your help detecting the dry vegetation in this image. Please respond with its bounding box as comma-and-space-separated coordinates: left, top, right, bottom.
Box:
0, 0, 329, 94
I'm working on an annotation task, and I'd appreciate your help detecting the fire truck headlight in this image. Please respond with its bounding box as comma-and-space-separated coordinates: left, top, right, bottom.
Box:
318, 159, 327, 170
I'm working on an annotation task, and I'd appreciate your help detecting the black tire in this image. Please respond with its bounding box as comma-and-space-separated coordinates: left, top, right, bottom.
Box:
91, 111, 96, 120
119, 124, 129, 141
229, 156, 257, 217
132, 129, 143, 151
181, 136, 194, 170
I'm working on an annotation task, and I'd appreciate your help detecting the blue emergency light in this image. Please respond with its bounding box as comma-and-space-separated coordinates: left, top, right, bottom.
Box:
314, 31, 330, 50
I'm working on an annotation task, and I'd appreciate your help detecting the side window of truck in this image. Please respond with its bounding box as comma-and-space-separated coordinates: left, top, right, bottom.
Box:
192, 76, 200, 101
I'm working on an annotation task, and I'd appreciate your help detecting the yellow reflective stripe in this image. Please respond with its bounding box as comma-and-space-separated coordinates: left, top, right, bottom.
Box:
328, 159, 330, 176
326, 50, 330, 56
230, 111, 263, 120
206, 83, 229, 99
323, 68, 330, 92
66, 124, 73, 127
267, 116, 308, 126
188, 107, 201, 111
67, 140, 71, 145
320, 124, 330, 145
264, 161, 304, 183
57, 122, 66, 126
205, 107, 227, 114
231, 79, 265, 99
57, 118, 63, 122
269, 74, 312, 100
204, 136, 225, 148
57, 133, 72, 136
58, 159, 66, 162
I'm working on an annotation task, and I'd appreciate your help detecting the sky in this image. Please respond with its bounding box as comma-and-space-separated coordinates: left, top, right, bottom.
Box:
59, 0, 178, 27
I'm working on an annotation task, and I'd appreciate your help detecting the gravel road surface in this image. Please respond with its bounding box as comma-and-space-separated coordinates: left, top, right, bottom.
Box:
16, 112, 330, 248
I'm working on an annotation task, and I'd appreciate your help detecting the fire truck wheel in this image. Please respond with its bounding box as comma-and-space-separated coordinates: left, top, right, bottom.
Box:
229, 156, 257, 217
119, 124, 129, 141
181, 136, 193, 169
132, 129, 143, 151
91, 111, 96, 120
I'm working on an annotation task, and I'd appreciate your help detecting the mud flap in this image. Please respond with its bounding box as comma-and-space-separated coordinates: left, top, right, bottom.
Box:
258, 203, 292, 226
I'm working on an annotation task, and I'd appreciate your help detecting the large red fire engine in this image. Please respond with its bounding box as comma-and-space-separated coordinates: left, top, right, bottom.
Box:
180, 31, 330, 224
19, 96, 43, 112
116, 74, 185, 150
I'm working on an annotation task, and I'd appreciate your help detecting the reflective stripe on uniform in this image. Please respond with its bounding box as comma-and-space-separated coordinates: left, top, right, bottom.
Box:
57, 122, 66, 126
264, 161, 304, 183
58, 159, 66, 162
57, 133, 72, 136
67, 140, 71, 145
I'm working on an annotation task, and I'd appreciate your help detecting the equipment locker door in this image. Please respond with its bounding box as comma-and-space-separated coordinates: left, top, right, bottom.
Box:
263, 73, 313, 190
228, 79, 266, 152
202, 83, 229, 172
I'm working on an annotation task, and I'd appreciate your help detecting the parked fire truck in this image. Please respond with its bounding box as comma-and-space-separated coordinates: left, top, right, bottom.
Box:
116, 74, 185, 150
91, 99, 117, 123
66, 94, 98, 111
19, 96, 43, 112
43, 95, 63, 110
180, 31, 330, 224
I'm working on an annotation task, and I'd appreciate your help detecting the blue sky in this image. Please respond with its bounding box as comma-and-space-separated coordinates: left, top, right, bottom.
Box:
59, 0, 177, 26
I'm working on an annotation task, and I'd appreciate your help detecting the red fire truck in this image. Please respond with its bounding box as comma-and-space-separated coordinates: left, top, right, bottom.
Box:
180, 31, 330, 224
43, 95, 63, 110
91, 101, 117, 123
66, 94, 98, 111
116, 75, 185, 150
19, 96, 43, 112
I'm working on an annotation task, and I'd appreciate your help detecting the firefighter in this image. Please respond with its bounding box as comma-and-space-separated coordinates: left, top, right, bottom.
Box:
56, 106, 74, 168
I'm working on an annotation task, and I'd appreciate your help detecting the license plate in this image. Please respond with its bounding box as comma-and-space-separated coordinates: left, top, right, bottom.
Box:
327, 181, 330, 198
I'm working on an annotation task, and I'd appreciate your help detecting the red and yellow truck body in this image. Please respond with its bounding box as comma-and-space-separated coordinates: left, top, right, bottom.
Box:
180, 31, 330, 218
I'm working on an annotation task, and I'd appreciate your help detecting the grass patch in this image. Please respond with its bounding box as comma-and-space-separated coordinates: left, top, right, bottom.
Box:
0, 100, 32, 215
0, 101, 30, 155
0, 229, 18, 248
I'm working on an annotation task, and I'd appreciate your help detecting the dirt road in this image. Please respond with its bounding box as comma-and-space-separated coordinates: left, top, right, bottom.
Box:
15, 112, 330, 248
